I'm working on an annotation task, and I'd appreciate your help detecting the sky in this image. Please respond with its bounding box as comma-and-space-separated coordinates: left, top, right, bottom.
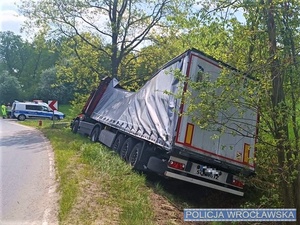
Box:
0, 0, 26, 36
0, 1, 246, 41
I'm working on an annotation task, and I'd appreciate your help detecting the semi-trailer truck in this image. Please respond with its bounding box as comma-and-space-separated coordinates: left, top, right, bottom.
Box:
71, 48, 257, 196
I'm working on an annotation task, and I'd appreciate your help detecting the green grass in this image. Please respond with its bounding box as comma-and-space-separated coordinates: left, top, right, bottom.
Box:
58, 105, 70, 115
58, 104, 75, 120
22, 115, 155, 224
80, 143, 154, 225
42, 127, 84, 221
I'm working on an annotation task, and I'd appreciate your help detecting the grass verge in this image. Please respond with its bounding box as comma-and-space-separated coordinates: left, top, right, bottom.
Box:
22, 119, 155, 224
19, 118, 261, 225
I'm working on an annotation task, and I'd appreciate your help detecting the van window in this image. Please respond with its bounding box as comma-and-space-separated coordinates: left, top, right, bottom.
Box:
42, 106, 49, 111
26, 105, 43, 111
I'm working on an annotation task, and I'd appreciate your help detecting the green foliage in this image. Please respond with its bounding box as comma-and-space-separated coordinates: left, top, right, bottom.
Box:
0, 31, 60, 100
0, 71, 22, 103
135, 45, 181, 80
69, 93, 90, 118
35, 67, 74, 104
55, 34, 106, 96
0, 31, 25, 75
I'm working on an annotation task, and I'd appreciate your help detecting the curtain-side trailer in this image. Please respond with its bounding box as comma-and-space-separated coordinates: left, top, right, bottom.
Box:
71, 48, 257, 196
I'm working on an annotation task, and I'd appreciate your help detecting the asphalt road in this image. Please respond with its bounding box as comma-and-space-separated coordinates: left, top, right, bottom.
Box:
0, 119, 58, 225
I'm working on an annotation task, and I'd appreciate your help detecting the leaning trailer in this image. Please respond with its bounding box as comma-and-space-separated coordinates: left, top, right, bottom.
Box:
71, 48, 257, 196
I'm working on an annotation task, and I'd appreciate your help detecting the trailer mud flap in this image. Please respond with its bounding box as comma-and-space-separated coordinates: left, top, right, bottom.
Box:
147, 157, 167, 174
99, 129, 116, 147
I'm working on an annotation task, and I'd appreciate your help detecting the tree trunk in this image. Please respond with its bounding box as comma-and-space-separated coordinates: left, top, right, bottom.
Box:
265, 1, 295, 218
282, 5, 300, 222
111, 0, 119, 78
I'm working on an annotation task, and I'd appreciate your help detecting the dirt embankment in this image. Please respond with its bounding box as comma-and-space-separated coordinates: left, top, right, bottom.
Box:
145, 173, 244, 225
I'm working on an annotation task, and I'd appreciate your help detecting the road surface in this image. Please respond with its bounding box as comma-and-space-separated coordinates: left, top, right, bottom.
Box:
0, 119, 58, 225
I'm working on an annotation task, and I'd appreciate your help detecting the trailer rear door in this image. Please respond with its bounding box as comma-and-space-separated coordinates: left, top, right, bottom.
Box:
175, 50, 257, 171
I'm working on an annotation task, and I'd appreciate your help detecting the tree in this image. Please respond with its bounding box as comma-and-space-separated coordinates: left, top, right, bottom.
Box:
55, 33, 108, 95
20, 0, 171, 79
35, 67, 74, 104
237, 1, 300, 222
0, 31, 60, 100
164, 0, 300, 223
0, 31, 24, 75
0, 71, 22, 104
262, 1, 300, 222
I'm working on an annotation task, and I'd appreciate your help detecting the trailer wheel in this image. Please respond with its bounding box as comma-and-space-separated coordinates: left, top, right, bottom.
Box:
128, 142, 143, 169
90, 125, 102, 142
120, 137, 135, 161
147, 157, 168, 175
111, 134, 125, 154
71, 120, 79, 133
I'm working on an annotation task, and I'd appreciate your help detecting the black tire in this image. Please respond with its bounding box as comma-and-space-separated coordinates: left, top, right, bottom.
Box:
90, 126, 101, 142
111, 134, 125, 153
120, 137, 135, 161
51, 115, 60, 120
128, 142, 143, 169
18, 114, 26, 121
71, 120, 79, 133
147, 157, 168, 175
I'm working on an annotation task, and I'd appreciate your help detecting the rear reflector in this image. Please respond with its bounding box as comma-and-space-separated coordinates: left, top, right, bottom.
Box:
184, 123, 194, 145
243, 143, 250, 164
232, 179, 244, 188
168, 160, 185, 170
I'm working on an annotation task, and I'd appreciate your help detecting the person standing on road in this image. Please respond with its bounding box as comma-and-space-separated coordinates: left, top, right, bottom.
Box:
6, 103, 12, 118
1, 103, 7, 119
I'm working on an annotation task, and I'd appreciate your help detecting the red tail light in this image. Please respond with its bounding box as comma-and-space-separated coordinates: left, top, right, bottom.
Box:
168, 160, 185, 170
232, 179, 244, 188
